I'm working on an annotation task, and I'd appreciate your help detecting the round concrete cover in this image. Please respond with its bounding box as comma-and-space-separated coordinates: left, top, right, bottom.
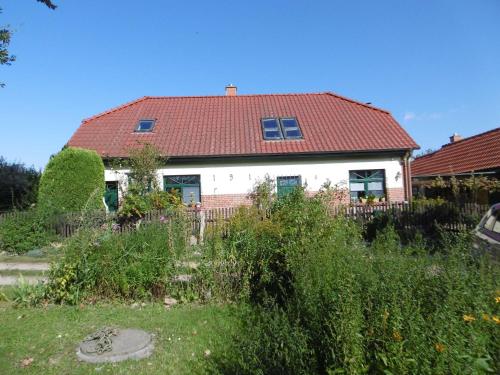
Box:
77, 329, 154, 363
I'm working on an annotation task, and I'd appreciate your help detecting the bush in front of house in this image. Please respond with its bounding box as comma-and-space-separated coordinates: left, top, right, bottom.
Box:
37, 147, 105, 217
45, 216, 190, 304
205, 189, 499, 375
0, 210, 56, 254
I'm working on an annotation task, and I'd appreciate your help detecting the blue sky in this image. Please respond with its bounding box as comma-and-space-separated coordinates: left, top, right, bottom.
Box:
1, 0, 499, 169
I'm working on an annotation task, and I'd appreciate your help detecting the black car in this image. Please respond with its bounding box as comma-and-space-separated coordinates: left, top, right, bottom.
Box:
473, 203, 500, 261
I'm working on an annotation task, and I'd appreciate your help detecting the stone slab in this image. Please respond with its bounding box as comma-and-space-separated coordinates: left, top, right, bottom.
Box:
76, 329, 154, 363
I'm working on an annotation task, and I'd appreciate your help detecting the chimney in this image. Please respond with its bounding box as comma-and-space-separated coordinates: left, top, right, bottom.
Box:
225, 84, 237, 96
449, 133, 462, 143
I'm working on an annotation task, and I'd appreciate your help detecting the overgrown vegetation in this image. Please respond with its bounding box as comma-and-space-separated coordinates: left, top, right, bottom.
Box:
38, 147, 105, 217
202, 188, 499, 374
0, 210, 56, 254
116, 143, 183, 224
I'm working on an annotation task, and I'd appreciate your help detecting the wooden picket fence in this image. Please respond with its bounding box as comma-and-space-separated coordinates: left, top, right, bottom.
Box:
0, 202, 491, 239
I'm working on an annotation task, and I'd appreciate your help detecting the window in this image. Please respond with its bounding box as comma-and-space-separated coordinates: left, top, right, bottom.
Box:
261, 117, 303, 140
164, 175, 201, 205
262, 118, 283, 140
277, 176, 301, 198
349, 170, 385, 201
280, 118, 303, 139
135, 119, 155, 132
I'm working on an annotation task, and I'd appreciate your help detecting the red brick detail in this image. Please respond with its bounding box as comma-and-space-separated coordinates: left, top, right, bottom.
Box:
201, 194, 253, 209
387, 187, 405, 202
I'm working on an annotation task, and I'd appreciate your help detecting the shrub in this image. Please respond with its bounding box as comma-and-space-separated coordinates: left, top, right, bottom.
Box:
0, 156, 40, 211
0, 210, 56, 253
207, 190, 499, 374
46, 218, 189, 304
38, 147, 105, 216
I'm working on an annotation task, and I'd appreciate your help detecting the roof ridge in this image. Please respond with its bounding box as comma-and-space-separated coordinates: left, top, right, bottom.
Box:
143, 92, 328, 99
322, 91, 390, 114
440, 126, 500, 148
414, 126, 500, 161
82, 96, 150, 124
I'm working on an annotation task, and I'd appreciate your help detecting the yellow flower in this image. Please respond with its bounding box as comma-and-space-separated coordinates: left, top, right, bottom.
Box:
392, 330, 402, 342
495, 296, 500, 304
482, 314, 490, 321
435, 343, 445, 353
493, 316, 500, 325
463, 314, 475, 322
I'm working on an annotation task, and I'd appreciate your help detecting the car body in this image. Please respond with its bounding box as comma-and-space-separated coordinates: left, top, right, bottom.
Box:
473, 203, 500, 261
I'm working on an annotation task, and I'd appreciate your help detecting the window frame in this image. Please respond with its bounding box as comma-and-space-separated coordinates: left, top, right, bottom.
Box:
348, 169, 386, 201
163, 175, 201, 205
135, 119, 156, 133
276, 175, 302, 198
261, 117, 303, 141
261, 118, 284, 140
279, 117, 303, 139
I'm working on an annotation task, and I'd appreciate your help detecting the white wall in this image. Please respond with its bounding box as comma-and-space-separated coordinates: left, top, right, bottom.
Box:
105, 156, 404, 197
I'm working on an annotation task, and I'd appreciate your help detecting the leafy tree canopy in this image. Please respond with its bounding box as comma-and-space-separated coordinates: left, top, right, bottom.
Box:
0, 157, 40, 211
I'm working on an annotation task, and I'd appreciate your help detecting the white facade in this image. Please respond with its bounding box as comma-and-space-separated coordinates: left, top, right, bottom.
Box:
105, 155, 405, 204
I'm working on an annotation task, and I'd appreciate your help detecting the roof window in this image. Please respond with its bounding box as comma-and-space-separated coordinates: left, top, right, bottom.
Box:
135, 119, 155, 132
261, 117, 303, 140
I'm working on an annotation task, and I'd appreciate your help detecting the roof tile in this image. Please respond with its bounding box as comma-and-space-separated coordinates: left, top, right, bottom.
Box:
68, 92, 418, 158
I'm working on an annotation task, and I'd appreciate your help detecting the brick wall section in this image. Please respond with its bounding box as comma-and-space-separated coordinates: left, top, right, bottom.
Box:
202, 194, 253, 209
387, 187, 405, 202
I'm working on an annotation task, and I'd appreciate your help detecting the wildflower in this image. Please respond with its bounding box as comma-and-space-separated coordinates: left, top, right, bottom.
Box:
495, 296, 500, 304
435, 343, 445, 353
392, 330, 402, 342
492, 316, 500, 325
463, 314, 475, 322
482, 313, 490, 321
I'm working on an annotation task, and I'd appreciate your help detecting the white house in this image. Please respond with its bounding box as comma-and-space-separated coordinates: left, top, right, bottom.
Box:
68, 86, 418, 210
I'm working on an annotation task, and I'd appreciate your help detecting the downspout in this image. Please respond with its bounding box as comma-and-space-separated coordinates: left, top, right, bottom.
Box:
403, 151, 412, 203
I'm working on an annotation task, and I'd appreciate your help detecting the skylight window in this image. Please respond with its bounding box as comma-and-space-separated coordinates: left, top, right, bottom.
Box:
261, 117, 303, 140
135, 119, 155, 132
261, 118, 283, 140
280, 118, 303, 139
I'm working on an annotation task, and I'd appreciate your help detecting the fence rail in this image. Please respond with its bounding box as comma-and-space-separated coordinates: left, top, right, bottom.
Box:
0, 202, 491, 239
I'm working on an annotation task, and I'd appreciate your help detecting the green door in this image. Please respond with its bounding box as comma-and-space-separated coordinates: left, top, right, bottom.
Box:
104, 182, 118, 212
277, 176, 301, 198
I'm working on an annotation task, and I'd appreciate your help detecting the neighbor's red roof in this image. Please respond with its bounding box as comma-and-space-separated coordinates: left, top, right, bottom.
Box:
412, 127, 500, 177
67, 92, 418, 158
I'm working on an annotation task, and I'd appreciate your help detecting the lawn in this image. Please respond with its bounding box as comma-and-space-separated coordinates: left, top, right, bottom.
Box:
0, 302, 235, 374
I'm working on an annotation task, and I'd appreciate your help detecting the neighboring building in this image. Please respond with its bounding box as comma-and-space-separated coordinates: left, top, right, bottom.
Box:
412, 128, 500, 204
67, 86, 418, 209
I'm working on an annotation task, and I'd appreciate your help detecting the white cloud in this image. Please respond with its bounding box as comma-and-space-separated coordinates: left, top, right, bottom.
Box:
403, 111, 444, 122
403, 112, 416, 121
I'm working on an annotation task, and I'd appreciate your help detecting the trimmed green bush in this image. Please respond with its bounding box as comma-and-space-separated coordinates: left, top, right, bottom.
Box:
38, 147, 105, 216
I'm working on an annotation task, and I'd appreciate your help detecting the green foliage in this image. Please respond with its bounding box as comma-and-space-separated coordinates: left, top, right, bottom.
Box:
248, 174, 276, 210
12, 277, 46, 307
116, 143, 181, 223
38, 147, 105, 216
46, 218, 189, 304
0, 156, 40, 211
0, 210, 56, 253
206, 190, 500, 374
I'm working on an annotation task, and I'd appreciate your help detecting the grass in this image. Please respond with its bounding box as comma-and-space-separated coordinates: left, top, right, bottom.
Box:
0, 254, 52, 263
0, 303, 235, 374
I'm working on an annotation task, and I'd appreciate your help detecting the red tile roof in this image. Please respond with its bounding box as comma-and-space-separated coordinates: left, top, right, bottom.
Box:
412, 127, 500, 177
67, 92, 418, 158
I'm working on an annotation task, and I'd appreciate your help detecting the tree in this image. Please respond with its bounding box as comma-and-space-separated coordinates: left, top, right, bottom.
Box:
1, 0, 56, 87
38, 147, 105, 216
0, 157, 40, 211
